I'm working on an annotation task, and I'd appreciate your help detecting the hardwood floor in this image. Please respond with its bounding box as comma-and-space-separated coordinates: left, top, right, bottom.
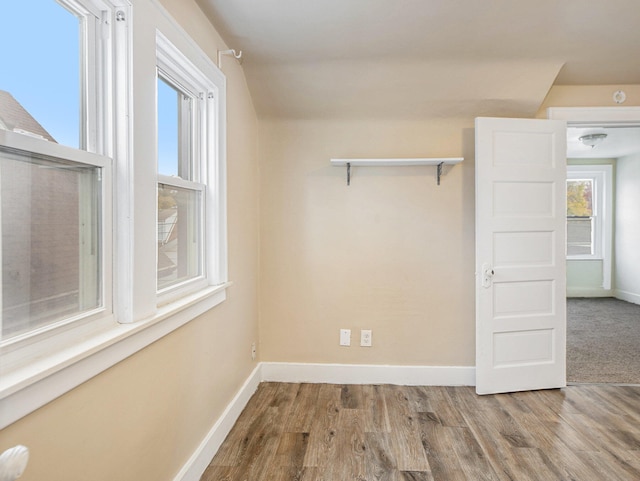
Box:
201, 383, 640, 481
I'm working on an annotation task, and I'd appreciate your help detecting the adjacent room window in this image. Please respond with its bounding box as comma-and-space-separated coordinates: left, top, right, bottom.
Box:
0, 0, 117, 343
566, 178, 594, 256
156, 32, 226, 299
566, 165, 612, 259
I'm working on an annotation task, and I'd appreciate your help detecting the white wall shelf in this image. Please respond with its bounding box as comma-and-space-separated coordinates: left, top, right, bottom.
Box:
330, 158, 463, 186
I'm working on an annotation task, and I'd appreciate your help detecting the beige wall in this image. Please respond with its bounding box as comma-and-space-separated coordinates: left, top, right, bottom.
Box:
0, 1, 260, 480
259, 85, 640, 367
259, 119, 476, 366
537, 84, 640, 115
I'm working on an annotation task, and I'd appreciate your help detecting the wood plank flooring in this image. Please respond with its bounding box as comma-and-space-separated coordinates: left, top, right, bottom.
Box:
201, 383, 640, 481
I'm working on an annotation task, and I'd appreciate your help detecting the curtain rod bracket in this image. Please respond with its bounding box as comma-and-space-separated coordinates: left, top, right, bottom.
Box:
217, 49, 243, 67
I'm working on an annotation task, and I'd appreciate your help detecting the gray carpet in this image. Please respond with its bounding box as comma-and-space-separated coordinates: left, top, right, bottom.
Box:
567, 297, 640, 384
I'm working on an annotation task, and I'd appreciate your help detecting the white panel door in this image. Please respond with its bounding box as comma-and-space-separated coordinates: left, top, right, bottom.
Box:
476, 117, 567, 395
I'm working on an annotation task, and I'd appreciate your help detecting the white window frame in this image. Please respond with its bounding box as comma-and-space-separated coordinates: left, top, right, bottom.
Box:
0, 0, 128, 367
566, 165, 612, 261
0, 1, 229, 431
155, 30, 228, 305
0, 0, 132, 426
0, 130, 114, 362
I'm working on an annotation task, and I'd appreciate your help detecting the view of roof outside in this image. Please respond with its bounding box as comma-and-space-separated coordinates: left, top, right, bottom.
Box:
0, 90, 57, 142
0, 0, 79, 148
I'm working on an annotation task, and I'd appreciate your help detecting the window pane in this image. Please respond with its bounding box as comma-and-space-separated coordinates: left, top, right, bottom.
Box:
567, 179, 593, 216
1, 147, 102, 340
567, 179, 594, 256
157, 184, 202, 290
0, 1, 80, 149
567, 217, 593, 256
157, 77, 192, 178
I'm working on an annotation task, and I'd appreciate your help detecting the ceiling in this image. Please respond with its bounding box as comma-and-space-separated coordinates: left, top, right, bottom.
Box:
567, 127, 640, 159
196, 0, 640, 120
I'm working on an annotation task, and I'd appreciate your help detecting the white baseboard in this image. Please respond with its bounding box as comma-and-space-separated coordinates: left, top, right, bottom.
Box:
261, 362, 476, 386
175, 361, 475, 480
615, 289, 640, 305
174, 364, 261, 481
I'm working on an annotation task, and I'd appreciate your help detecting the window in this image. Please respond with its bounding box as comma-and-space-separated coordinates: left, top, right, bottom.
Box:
566, 178, 594, 256
0, 145, 105, 340
156, 31, 227, 301
156, 74, 204, 291
1, 2, 229, 429
157, 181, 204, 289
0, 0, 121, 345
566, 165, 612, 260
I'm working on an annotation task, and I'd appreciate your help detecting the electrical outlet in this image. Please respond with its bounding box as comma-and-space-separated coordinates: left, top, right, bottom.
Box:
360, 329, 372, 347
251, 342, 257, 360
340, 329, 351, 346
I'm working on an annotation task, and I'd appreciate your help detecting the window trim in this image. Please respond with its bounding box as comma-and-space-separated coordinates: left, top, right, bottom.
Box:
0, 283, 228, 430
155, 30, 228, 305
0, 0, 118, 361
58, 0, 110, 154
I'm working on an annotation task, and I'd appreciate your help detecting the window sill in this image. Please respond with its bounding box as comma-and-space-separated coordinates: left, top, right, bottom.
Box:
0, 282, 230, 429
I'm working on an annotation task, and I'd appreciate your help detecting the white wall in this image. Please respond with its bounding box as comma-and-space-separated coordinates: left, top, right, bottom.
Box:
615, 152, 640, 304
567, 260, 608, 297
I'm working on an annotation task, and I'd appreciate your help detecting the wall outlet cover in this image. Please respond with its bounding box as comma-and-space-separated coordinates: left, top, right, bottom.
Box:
340, 329, 351, 346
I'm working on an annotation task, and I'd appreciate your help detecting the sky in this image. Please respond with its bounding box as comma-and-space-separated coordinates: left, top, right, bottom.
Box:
1, 0, 79, 148
1, 0, 178, 175
157, 77, 179, 177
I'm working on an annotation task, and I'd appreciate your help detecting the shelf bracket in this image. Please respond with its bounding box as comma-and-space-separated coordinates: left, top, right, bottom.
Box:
347, 162, 351, 186
437, 162, 444, 186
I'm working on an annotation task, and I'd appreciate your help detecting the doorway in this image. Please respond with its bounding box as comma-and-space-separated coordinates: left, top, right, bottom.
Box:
565, 124, 640, 383
474, 109, 640, 394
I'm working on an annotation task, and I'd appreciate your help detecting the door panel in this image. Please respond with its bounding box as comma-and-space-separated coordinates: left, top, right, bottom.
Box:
476, 117, 567, 395
493, 231, 555, 266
